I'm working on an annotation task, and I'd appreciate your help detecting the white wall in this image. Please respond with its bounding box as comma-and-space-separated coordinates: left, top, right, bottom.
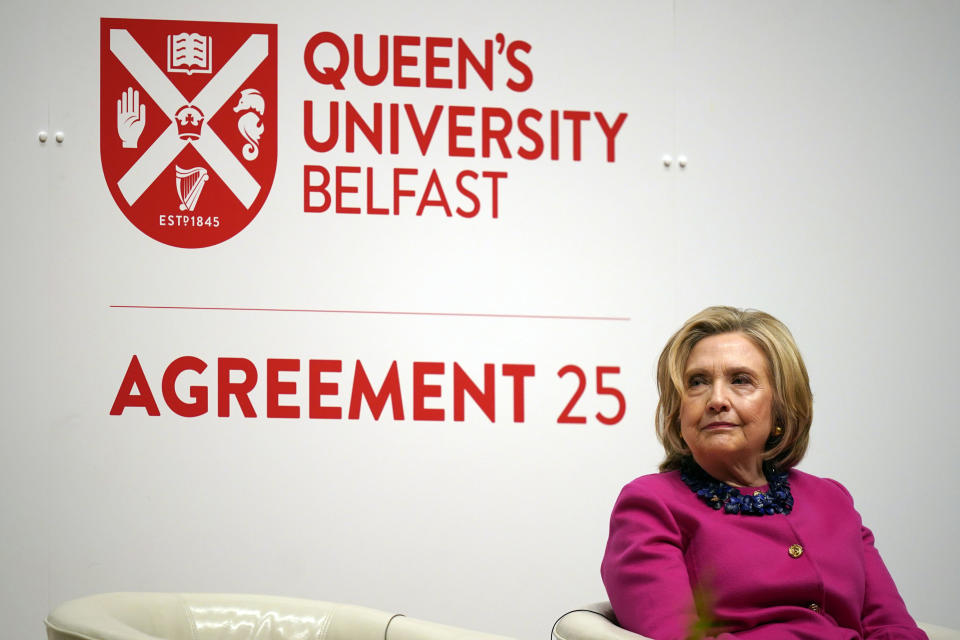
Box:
1, 2, 957, 639
2, 1, 53, 636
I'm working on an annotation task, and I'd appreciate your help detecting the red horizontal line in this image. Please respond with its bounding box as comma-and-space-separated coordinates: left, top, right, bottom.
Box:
109, 305, 630, 321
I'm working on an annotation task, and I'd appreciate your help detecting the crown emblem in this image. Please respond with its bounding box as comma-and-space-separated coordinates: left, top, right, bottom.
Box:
174, 105, 204, 140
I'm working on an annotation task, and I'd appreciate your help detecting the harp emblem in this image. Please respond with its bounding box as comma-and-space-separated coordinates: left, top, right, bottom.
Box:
175, 165, 209, 211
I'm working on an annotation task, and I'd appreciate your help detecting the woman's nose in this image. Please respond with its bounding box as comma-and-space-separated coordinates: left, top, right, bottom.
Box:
707, 383, 730, 412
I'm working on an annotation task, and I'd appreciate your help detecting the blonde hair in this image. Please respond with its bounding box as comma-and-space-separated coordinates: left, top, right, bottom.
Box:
656, 306, 812, 472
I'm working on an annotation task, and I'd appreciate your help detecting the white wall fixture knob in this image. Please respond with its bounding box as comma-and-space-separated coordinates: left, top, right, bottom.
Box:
55, 131, 65, 143
677, 155, 688, 168
662, 154, 673, 167
38, 131, 48, 143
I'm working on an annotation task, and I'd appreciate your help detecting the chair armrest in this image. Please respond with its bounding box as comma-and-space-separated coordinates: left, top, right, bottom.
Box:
551, 602, 652, 640
919, 622, 960, 640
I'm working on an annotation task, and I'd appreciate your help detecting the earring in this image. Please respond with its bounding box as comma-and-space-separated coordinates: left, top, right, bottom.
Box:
774, 425, 784, 436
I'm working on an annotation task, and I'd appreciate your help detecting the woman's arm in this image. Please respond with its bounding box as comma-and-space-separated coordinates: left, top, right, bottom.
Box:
824, 479, 927, 639
601, 479, 700, 640
859, 524, 928, 639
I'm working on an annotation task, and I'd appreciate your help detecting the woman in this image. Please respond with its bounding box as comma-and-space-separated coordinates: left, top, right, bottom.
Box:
601, 306, 925, 639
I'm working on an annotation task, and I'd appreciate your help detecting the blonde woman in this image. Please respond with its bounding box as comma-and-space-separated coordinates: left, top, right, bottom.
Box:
601, 307, 925, 639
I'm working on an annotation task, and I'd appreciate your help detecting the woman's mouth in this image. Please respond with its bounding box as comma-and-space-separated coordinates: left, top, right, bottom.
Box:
703, 421, 737, 430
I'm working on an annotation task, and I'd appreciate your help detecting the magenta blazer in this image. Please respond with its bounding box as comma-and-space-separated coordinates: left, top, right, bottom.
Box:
601, 469, 926, 639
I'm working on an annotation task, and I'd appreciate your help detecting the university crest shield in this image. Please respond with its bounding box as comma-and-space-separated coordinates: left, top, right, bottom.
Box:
100, 18, 277, 248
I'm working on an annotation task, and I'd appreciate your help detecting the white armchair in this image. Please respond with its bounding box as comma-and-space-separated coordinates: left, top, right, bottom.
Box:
551, 601, 960, 640
45, 593, 515, 640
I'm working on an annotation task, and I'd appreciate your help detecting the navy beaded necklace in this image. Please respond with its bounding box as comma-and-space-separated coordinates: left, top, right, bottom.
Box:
680, 460, 794, 515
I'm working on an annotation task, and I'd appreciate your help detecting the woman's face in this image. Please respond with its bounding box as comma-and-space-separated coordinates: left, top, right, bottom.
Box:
680, 332, 774, 475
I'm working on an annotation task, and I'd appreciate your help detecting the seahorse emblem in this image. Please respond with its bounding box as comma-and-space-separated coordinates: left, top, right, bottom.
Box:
233, 88, 265, 161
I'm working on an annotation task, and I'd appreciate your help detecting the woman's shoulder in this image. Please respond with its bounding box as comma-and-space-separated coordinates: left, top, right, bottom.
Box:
608, 471, 693, 531
615, 470, 689, 504
788, 468, 857, 504
613, 468, 861, 511
621, 469, 685, 490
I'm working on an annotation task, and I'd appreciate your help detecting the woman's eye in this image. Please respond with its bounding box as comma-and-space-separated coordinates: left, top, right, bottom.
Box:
688, 376, 706, 387
732, 375, 751, 385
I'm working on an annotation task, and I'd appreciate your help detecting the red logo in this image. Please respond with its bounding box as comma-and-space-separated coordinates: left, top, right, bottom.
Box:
100, 18, 277, 248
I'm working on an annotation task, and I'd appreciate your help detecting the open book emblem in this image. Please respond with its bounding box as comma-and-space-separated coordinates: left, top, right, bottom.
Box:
100, 18, 277, 249
167, 33, 212, 75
